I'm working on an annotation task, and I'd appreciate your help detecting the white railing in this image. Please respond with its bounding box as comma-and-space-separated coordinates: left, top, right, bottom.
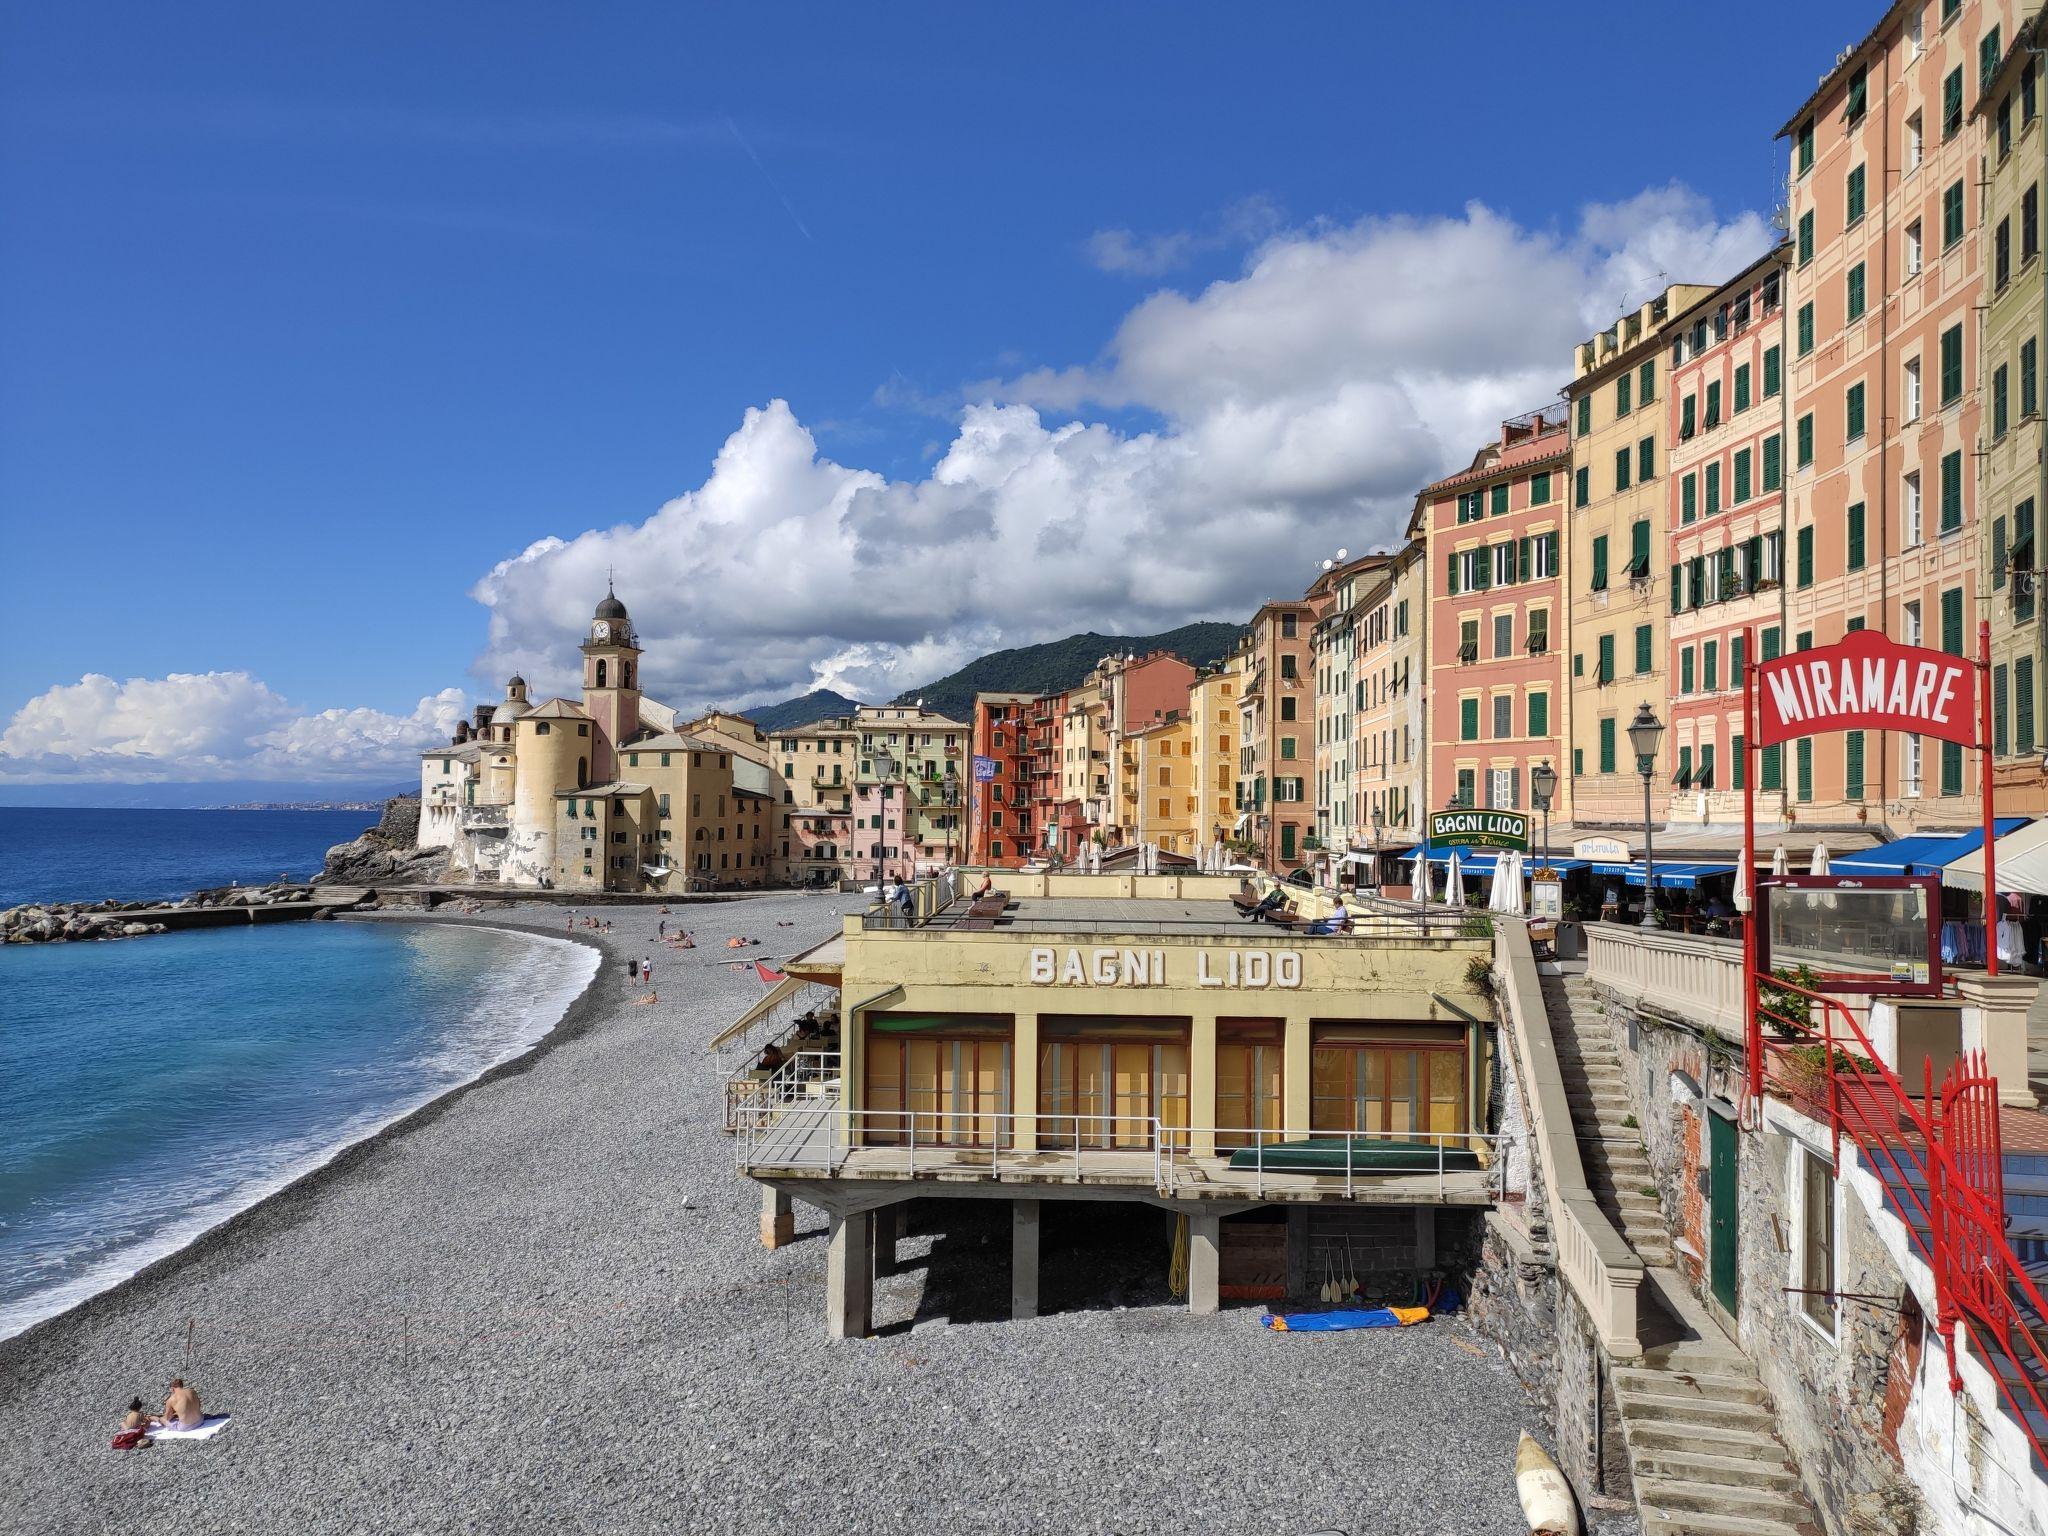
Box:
1494, 921, 1646, 1359
1158, 1126, 1501, 1201
1584, 923, 1745, 1041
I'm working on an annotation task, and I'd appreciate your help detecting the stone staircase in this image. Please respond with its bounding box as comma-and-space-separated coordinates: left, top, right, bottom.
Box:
1543, 964, 1823, 1536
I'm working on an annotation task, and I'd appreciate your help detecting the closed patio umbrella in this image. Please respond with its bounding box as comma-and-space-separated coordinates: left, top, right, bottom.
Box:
1810, 842, 1830, 876
1772, 845, 1789, 877
1445, 848, 1463, 906
1505, 850, 1527, 916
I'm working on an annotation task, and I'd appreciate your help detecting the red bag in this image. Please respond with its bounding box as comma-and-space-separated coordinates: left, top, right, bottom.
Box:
111, 1428, 148, 1450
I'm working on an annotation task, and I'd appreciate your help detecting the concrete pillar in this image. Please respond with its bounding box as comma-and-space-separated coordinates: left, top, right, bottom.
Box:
1285, 1206, 1311, 1299
1189, 1010, 1219, 1158
759, 1185, 795, 1249
826, 1211, 873, 1340
1012, 1199, 1041, 1320
1956, 974, 2038, 1106
1414, 1207, 1436, 1271
1013, 1011, 1040, 1152
1188, 1211, 1222, 1316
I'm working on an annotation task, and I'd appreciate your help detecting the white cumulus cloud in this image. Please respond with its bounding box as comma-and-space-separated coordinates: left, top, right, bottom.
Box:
0, 672, 466, 783
471, 185, 1770, 718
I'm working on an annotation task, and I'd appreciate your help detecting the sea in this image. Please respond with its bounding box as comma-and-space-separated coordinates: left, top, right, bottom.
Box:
0, 805, 378, 909
0, 810, 598, 1338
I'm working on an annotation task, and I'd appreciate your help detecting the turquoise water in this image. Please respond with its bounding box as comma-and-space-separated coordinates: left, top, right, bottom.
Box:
0, 806, 376, 908
0, 921, 596, 1337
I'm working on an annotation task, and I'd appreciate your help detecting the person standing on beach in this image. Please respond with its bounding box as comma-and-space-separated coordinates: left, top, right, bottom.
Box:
658, 919, 666, 940
641, 956, 653, 984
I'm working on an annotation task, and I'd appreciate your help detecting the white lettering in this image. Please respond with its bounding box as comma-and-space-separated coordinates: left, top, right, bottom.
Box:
1244, 952, 1271, 988
1810, 660, 1837, 715
1029, 947, 1055, 984
1862, 658, 1885, 714
1794, 665, 1817, 720
1910, 662, 1939, 719
1120, 948, 1149, 986
1091, 948, 1117, 985
1767, 670, 1807, 723
1197, 950, 1222, 987
1060, 949, 1086, 985
1931, 668, 1962, 727
1275, 951, 1302, 988
1886, 663, 1909, 713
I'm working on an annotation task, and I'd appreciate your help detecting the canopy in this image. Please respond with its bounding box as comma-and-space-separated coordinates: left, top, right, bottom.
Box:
707, 973, 803, 1051
1420, 850, 1588, 876
1945, 819, 2048, 895
1621, 861, 1735, 890
1831, 820, 2028, 877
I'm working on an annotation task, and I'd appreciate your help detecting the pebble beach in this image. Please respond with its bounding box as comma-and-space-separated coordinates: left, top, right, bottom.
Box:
0, 891, 1571, 1536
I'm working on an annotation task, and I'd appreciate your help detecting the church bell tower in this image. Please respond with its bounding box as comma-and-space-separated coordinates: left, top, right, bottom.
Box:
580, 583, 642, 784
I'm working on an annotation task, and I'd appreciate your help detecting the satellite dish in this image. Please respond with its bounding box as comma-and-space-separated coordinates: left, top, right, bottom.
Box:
1321, 559, 1334, 571
1336, 548, 1349, 560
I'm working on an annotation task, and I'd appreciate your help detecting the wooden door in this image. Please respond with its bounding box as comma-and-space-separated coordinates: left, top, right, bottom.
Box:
1708, 1107, 1738, 1315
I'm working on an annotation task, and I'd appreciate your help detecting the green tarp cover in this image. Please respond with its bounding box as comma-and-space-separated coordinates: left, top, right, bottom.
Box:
1224, 1138, 1481, 1173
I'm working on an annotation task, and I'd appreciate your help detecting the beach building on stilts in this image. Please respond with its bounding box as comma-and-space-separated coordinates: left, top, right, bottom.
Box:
727, 869, 1502, 1332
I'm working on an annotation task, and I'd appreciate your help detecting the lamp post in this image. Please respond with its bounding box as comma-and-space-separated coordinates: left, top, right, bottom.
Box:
1370, 803, 1385, 893
1530, 760, 1557, 876
1628, 704, 1666, 930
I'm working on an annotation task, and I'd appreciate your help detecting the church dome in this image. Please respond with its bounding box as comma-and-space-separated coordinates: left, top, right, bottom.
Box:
595, 590, 629, 622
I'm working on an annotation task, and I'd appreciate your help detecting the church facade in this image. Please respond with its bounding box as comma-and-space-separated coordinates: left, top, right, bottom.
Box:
419, 589, 773, 892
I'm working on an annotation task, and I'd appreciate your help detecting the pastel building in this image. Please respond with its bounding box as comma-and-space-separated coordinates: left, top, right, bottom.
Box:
1413, 410, 1569, 816
1977, 19, 2048, 815
419, 588, 771, 892
1562, 283, 1713, 827
1777, 0, 2007, 827
1186, 663, 1240, 850
1351, 542, 1424, 852
1234, 604, 1315, 867
1665, 253, 1792, 829
968, 691, 1038, 866
849, 705, 968, 883
773, 717, 860, 885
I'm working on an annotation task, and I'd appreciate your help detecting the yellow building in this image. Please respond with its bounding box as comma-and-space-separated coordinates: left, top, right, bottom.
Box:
736, 870, 1494, 1332
1186, 665, 1240, 849
1058, 679, 1109, 848
1561, 284, 1713, 828
773, 717, 860, 885
1121, 711, 1196, 854
418, 587, 772, 892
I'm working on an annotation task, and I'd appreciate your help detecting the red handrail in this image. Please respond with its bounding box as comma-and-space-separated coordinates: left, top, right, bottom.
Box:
1756, 978, 2048, 1469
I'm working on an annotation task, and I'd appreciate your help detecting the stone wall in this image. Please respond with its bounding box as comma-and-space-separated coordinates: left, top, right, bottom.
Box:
375, 793, 421, 849
1594, 992, 1925, 1536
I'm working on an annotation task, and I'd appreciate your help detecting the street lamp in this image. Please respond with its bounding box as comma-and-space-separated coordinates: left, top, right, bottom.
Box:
1369, 803, 1385, 891
1627, 703, 1666, 930
1530, 760, 1557, 876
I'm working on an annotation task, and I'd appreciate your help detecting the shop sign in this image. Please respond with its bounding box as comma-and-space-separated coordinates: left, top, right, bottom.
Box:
1530, 870, 1563, 920
1027, 946, 1303, 989
1428, 809, 1530, 851
1573, 836, 1630, 861
1755, 629, 1976, 748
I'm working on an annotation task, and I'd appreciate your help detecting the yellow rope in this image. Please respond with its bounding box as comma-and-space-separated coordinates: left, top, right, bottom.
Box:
1167, 1213, 1189, 1299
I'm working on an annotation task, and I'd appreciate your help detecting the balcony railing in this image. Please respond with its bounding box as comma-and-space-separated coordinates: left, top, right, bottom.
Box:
1584, 925, 1745, 1040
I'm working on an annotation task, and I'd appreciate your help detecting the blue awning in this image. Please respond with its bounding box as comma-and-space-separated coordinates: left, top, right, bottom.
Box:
1831, 819, 2029, 876
1615, 861, 1737, 890
1420, 851, 1588, 877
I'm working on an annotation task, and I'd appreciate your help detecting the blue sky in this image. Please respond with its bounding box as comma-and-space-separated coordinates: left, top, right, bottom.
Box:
0, 2, 1869, 792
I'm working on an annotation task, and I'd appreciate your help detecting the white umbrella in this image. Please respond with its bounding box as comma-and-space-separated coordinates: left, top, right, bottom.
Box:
1487, 854, 1509, 912
1409, 847, 1427, 897
1772, 845, 1789, 877
1504, 851, 1527, 916
1809, 843, 1830, 876
1446, 848, 1463, 906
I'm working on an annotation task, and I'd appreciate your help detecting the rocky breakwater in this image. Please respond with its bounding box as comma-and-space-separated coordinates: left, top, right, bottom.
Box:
314, 792, 447, 888
2, 899, 170, 944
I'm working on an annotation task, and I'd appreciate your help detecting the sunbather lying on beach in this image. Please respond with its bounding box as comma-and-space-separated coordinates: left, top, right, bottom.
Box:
632, 991, 659, 1005
726, 936, 758, 948
162, 1379, 203, 1431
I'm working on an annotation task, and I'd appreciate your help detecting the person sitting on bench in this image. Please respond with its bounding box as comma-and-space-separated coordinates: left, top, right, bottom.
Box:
1243, 887, 1286, 921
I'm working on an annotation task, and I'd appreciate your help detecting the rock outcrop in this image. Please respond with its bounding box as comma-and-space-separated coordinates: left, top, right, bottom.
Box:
314, 797, 444, 887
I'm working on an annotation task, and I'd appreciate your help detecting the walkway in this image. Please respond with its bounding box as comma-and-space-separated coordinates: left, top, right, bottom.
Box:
1545, 960, 1823, 1536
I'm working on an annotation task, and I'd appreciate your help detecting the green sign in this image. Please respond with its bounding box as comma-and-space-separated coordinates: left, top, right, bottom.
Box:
1429, 809, 1530, 851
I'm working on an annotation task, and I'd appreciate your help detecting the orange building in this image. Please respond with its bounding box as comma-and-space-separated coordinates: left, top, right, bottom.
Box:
1413, 409, 1569, 818
1777, 0, 2010, 828
1233, 603, 1315, 868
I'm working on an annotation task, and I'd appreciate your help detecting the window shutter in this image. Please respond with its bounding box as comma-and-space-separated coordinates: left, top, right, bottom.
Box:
1632, 519, 1650, 569
1734, 449, 1752, 503
1491, 484, 1508, 516
2020, 657, 2037, 753
1671, 564, 1684, 613
1797, 739, 1814, 801
1797, 526, 1814, 588
1733, 734, 1746, 790
1448, 552, 1460, 595
1473, 547, 1491, 590
1636, 625, 1652, 675
1995, 665, 2011, 756
1845, 731, 1864, 799
1529, 692, 1548, 737
1519, 536, 1532, 583
1941, 587, 1964, 655
1592, 536, 1608, 590
1942, 741, 1963, 796
1682, 475, 1698, 523
1764, 346, 1781, 397
1681, 648, 1695, 694
1848, 505, 1865, 569
1732, 634, 1746, 684
1599, 718, 1616, 774
1994, 517, 2008, 587
1763, 435, 1782, 491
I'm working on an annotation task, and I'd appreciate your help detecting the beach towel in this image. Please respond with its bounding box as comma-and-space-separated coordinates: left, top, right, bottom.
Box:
152, 1414, 231, 1441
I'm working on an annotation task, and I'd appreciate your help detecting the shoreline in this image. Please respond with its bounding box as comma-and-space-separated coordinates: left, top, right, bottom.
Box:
0, 915, 606, 1354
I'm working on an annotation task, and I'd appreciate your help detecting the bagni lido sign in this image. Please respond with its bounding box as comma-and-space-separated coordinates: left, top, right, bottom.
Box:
1754, 629, 1977, 747
1428, 808, 1530, 851
1027, 946, 1303, 989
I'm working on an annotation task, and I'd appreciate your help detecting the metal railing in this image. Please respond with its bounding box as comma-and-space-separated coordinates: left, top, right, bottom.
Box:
734, 1095, 1496, 1200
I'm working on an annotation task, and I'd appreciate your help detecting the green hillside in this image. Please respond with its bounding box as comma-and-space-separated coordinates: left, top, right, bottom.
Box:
889, 621, 1245, 721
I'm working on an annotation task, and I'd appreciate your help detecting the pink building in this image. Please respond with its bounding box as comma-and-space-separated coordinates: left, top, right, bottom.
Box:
1413, 409, 1569, 817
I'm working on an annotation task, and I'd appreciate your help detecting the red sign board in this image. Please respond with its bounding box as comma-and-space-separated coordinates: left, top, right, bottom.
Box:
1754, 629, 1976, 749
